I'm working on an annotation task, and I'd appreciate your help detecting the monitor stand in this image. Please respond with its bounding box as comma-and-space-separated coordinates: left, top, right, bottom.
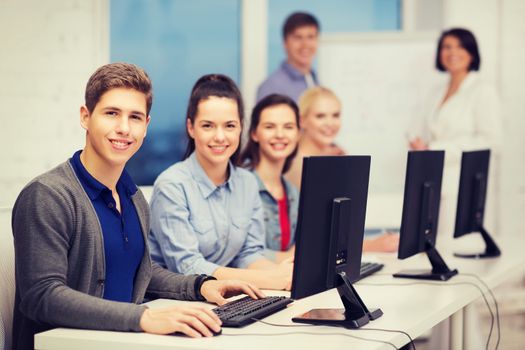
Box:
394, 238, 458, 281
454, 226, 501, 259
292, 271, 383, 328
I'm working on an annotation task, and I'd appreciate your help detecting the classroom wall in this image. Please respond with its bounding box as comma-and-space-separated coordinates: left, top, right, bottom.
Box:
0, 0, 108, 208
498, 0, 525, 236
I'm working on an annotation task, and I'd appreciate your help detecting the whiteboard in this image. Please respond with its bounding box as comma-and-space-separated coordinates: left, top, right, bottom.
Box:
318, 32, 444, 194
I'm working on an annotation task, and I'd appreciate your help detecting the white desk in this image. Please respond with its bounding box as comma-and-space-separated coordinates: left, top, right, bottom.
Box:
35, 234, 525, 350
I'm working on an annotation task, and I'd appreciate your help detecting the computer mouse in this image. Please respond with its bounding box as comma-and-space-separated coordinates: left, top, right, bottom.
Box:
168, 327, 222, 337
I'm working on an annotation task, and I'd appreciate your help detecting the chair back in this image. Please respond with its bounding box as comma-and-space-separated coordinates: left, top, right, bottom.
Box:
0, 208, 15, 350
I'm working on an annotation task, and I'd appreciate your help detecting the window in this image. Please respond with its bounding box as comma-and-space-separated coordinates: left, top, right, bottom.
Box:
111, 0, 241, 184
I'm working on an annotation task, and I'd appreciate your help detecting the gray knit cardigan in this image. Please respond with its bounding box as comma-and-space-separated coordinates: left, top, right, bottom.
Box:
11, 161, 202, 350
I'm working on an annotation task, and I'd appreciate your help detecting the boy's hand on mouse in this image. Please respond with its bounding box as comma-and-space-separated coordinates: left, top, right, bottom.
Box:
140, 305, 221, 337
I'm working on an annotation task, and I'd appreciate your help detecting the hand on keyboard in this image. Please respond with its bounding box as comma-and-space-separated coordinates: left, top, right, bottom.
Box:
200, 279, 265, 306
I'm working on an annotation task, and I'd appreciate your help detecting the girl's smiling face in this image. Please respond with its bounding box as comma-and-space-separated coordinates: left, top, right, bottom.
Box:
187, 96, 241, 170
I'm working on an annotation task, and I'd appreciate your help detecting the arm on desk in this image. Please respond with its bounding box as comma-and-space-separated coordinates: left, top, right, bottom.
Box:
212, 257, 293, 291
146, 262, 203, 300
12, 182, 261, 339
141, 278, 264, 337
266, 245, 295, 263
363, 232, 399, 253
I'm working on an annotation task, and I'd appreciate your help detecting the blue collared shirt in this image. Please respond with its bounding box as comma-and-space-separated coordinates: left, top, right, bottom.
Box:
256, 61, 319, 102
70, 150, 144, 302
148, 152, 265, 275
251, 171, 299, 258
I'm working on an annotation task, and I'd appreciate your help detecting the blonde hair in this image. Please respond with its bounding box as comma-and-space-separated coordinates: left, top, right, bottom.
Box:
298, 86, 341, 118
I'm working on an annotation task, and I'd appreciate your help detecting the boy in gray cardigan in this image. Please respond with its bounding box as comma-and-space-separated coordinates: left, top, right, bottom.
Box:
11, 63, 262, 350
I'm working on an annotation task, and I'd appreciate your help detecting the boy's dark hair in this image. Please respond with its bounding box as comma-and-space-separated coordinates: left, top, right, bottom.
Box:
282, 12, 320, 39
241, 94, 299, 174
436, 28, 481, 72
184, 74, 244, 164
85, 62, 153, 114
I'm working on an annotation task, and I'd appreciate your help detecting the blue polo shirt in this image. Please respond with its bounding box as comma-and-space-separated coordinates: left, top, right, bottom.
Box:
70, 150, 144, 302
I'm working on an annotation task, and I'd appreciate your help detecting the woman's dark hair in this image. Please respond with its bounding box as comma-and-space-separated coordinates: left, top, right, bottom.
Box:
183, 74, 244, 164
241, 94, 299, 174
436, 28, 480, 72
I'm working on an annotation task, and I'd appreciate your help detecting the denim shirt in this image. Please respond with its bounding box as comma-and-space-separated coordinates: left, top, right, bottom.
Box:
251, 171, 299, 256
256, 61, 319, 103
148, 152, 265, 275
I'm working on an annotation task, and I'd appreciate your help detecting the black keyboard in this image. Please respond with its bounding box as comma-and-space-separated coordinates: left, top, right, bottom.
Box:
355, 261, 384, 282
212, 296, 293, 327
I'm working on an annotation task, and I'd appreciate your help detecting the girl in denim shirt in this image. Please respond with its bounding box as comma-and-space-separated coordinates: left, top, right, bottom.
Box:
149, 75, 293, 290
241, 94, 300, 262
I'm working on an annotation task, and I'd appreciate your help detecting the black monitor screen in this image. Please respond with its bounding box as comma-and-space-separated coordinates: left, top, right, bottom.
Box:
398, 151, 444, 260
454, 149, 490, 238
291, 156, 370, 300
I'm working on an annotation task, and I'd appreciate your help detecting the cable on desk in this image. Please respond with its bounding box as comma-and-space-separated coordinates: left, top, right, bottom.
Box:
353, 326, 415, 350
222, 328, 398, 349
460, 273, 500, 350
250, 318, 315, 327
359, 280, 495, 350
252, 317, 415, 349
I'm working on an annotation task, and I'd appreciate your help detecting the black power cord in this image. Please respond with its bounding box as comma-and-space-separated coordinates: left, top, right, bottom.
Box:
359, 280, 496, 350
460, 273, 501, 350
354, 326, 416, 350
220, 273, 500, 350
253, 316, 416, 348
225, 317, 414, 349
222, 320, 399, 349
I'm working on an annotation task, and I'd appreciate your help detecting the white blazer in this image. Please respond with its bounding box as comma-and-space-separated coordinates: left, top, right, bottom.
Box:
417, 72, 503, 239
423, 72, 502, 196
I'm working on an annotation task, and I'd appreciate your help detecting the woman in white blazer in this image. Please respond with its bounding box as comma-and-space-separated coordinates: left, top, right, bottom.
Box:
410, 28, 502, 190
409, 27, 502, 350
410, 28, 502, 241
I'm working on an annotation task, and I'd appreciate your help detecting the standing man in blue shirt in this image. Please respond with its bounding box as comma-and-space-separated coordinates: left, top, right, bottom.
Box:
11, 63, 262, 350
256, 12, 320, 102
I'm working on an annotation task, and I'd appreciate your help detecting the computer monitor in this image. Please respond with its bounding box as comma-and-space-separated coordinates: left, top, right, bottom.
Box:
291, 156, 382, 328
393, 151, 458, 281
453, 149, 501, 258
